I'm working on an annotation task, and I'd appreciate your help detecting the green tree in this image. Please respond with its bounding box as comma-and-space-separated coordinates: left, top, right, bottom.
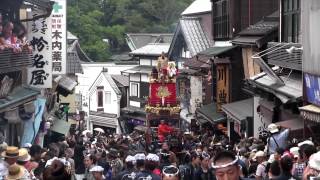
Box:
67, 0, 193, 61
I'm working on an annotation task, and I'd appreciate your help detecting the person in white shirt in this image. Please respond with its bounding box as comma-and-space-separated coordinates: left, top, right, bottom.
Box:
255, 151, 267, 180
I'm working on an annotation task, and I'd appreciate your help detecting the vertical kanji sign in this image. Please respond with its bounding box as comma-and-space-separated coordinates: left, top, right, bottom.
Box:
28, 12, 52, 88
51, 0, 67, 74
216, 63, 230, 112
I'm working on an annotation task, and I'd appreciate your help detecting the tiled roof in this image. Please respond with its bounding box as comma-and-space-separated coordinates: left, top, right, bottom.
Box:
181, 0, 212, 16
0, 86, 40, 113
183, 57, 211, 69
232, 11, 279, 48
122, 65, 154, 74
238, 21, 279, 36
170, 17, 213, 57
67, 40, 84, 74
222, 98, 254, 122
249, 72, 302, 103
126, 33, 173, 51
198, 46, 236, 56
111, 75, 129, 87
196, 103, 226, 123
129, 43, 170, 56
102, 72, 122, 96
109, 54, 132, 61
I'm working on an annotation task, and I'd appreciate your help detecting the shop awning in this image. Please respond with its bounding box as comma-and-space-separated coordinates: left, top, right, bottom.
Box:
232, 35, 277, 48
134, 125, 148, 132
275, 118, 304, 131
90, 115, 118, 128
24, 0, 53, 10
221, 98, 253, 122
249, 72, 302, 103
51, 120, 71, 135
300, 104, 320, 123
196, 103, 226, 123
0, 86, 40, 113
198, 46, 236, 57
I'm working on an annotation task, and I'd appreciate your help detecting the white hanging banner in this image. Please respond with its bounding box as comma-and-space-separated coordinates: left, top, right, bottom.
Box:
28, 13, 52, 88
51, 0, 67, 74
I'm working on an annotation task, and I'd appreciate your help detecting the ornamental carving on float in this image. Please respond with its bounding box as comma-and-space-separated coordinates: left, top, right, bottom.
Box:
156, 86, 171, 99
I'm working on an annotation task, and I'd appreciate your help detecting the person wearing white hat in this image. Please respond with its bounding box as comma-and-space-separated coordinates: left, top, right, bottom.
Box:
89, 165, 104, 180
298, 140, 314, 147
146, 153, 161, 176
254, 151, 267, 180
291, 147, 305, 180
266, 124, 289, 155
114, 155, 136, 180
134, 153, 146, 172
303, 151, 320, 180
135, 153, 161, 180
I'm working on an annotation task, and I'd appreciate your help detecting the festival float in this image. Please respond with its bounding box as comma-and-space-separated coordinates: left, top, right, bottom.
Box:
145, 53, 182, 152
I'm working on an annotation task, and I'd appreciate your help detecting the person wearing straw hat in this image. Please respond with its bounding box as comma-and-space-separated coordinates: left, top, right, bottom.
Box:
1, 146, 19, 166
16, 148, 32, 179
0, 146, 19, 178
5, 163, 25, 180
17, 148, 31, 166
0, 141, 8, 179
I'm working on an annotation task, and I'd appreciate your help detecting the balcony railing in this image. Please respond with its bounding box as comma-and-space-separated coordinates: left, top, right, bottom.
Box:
0, 49, 33, 73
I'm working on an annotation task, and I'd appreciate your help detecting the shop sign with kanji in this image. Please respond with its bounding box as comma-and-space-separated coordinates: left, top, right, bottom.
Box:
51, 0, 67, 74
27, 12, 52, 88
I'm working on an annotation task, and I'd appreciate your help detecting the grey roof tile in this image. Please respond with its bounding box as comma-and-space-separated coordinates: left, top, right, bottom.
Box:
111, 75, 129, 87
179, 17, 213, 57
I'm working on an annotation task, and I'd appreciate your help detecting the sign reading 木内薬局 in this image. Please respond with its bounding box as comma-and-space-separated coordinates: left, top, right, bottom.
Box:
28, 13, 52, 88
51, 0, 67, 74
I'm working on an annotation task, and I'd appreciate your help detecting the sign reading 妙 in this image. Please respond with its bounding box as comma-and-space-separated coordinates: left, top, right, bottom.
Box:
51, 0, 67, 74
304, 73, 320, 107
28, 12, 52, 88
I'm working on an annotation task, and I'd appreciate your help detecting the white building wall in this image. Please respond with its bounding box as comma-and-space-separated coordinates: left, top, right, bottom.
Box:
76, 63, 136, 115
130, 101, 141, 108
151, 60, 158, 66
140, 59, 152, 66
189, 76, 203, 113
130, 74, 140, 81
89, 75, 118, 115
253, 96, 272, 138
141, 74, 149, 82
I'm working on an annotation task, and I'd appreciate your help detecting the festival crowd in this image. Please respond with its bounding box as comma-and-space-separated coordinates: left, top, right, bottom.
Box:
0, 121, 319, 180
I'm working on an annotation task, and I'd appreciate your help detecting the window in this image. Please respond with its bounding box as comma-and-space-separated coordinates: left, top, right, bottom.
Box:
105, 91, 111, 104
213, 0, 229, 40
130, 82, 139, 97
282, 0, 300, 43
97, 91, 103, 107
97, 86, 104, 107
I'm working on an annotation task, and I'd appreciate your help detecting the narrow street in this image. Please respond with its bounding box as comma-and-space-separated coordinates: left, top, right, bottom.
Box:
0, 0, 319, 180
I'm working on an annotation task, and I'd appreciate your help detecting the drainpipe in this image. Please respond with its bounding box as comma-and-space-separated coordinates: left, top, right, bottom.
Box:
249, 0, 251, 25
279, 0, 282, 42
87, 96, 91, 131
